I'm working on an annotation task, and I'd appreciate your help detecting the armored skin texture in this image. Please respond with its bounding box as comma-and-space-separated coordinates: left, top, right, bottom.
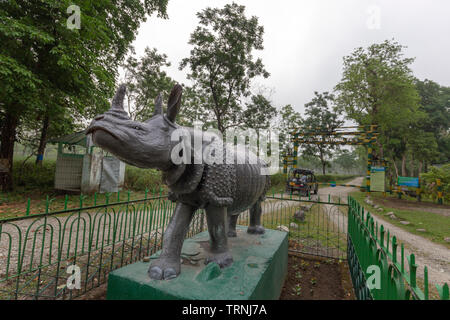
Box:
87, 84, 270, 280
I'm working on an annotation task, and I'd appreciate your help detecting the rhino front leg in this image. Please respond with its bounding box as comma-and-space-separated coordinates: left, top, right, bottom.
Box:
205, 206, 233, 268
247, 201, 265, 234
148, 202, 195, 280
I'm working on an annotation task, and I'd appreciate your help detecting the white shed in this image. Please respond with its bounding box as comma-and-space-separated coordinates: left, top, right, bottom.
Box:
51, 131, 125, 194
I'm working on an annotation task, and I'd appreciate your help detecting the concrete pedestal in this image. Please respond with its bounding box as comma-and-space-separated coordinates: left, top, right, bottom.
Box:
107, 226, 288, 300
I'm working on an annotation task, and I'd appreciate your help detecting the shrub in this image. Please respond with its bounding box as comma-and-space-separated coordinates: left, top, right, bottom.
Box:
420, 164, 449, 202
124, 166, 164, 191
12, 159, 55, 192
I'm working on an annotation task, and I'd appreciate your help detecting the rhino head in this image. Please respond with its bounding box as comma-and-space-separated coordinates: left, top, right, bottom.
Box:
87, 84, 183, 172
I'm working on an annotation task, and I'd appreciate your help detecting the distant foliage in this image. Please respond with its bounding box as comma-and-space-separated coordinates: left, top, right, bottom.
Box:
420, 164, 450, 202
10, 160, 166, 194
124, 166, 164, 191
12, 160, 55, 192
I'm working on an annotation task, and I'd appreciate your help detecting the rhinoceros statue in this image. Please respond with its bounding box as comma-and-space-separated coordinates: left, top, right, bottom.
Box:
87, 84, 270, 280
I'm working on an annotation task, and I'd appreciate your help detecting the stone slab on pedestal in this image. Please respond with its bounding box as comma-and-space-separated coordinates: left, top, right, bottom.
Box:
106, 226, 288, 300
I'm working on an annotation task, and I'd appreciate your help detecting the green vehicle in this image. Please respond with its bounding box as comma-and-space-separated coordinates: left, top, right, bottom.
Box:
286, 168, 318, 196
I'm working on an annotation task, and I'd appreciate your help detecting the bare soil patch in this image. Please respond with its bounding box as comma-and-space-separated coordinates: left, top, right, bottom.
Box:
280, 252, 354, 300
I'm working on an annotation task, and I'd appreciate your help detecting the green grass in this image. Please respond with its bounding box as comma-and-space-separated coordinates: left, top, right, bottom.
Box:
0, 189, 167, 220
350, 191, 450, 248
0, 160, 167, 219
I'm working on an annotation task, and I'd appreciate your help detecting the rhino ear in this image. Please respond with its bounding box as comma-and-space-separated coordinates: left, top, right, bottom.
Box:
167, 84, 182, 123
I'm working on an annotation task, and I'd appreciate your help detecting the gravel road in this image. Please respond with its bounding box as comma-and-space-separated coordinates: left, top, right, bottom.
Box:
319, 177, 450, 287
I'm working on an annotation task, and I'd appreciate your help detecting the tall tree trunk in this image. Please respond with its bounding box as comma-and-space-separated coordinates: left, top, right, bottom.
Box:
409, 156, 415, 177
0, 111, 18, 192
418, 161, 423, 175
392, 159, 399, 179
320, 153, 326, 174
401, 154, 407, 177
35, 114, 50, 165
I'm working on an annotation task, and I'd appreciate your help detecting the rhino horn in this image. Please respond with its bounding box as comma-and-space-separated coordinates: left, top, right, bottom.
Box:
110, 84, 127, 112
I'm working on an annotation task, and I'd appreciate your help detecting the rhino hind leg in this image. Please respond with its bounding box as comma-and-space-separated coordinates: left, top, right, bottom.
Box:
148, 202, 195, 280
227, 214, 239, 237
247, 201, 265, 235
205, 206, 233, 268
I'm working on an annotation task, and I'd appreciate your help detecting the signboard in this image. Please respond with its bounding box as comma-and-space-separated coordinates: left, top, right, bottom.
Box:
370, 166, 386, 192
398, 176, 419, 188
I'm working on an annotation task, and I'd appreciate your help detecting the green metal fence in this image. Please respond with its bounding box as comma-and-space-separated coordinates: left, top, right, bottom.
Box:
0, 192, 206, 300
347, 196, 449, 300
1, 191, 448, 300
0, 191, 349, 299
264, 195, 348, 260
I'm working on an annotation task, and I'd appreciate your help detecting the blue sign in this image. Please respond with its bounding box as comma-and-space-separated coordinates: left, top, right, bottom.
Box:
398, 176, 419, 188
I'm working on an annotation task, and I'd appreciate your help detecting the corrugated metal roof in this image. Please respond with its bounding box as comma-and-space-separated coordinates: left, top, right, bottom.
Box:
49, 130, 87, 147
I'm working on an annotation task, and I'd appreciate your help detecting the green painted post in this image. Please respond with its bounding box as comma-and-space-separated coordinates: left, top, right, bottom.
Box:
64, 195, 68, 211
408, 254, 417, 288
45, 195, 50, 214
392, 236, 397, 263
26, 198, 31, 216
401, 244, 405, 272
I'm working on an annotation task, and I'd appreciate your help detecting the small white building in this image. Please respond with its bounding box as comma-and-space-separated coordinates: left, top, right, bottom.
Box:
51, 131, 125, 194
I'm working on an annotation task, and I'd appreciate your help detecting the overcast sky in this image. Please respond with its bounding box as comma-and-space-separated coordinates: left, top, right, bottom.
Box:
127, 0, 450, 116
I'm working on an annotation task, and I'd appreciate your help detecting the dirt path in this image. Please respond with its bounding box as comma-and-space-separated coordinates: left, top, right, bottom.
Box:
320, 177, 450, 287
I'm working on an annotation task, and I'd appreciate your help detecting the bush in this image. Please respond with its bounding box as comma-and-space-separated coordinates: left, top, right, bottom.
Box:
12, 159, 55, 192
420, 164, 449, 202
269, 172, 286, 189
124, 166, 164, 191
11, 159, 165, 193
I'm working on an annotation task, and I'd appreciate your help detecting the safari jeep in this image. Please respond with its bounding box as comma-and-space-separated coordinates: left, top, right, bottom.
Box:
286, 168, 318, 196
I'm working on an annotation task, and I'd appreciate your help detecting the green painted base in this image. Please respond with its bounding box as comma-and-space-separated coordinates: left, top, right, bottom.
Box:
107, 226, 288, 300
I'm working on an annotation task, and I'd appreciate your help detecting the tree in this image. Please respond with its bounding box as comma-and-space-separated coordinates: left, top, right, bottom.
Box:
415, 79, 450, 164
180, 3, 270, 134
122, 47, 175, 121
242, 94, 276, 130
332, 149, 361, 174
277, 104, 303, 155
334, 39, 422, 176
241, 94, 277, 156
177, 84, 213, 127
0, 0, 168, 190
301, 92, 343, 174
